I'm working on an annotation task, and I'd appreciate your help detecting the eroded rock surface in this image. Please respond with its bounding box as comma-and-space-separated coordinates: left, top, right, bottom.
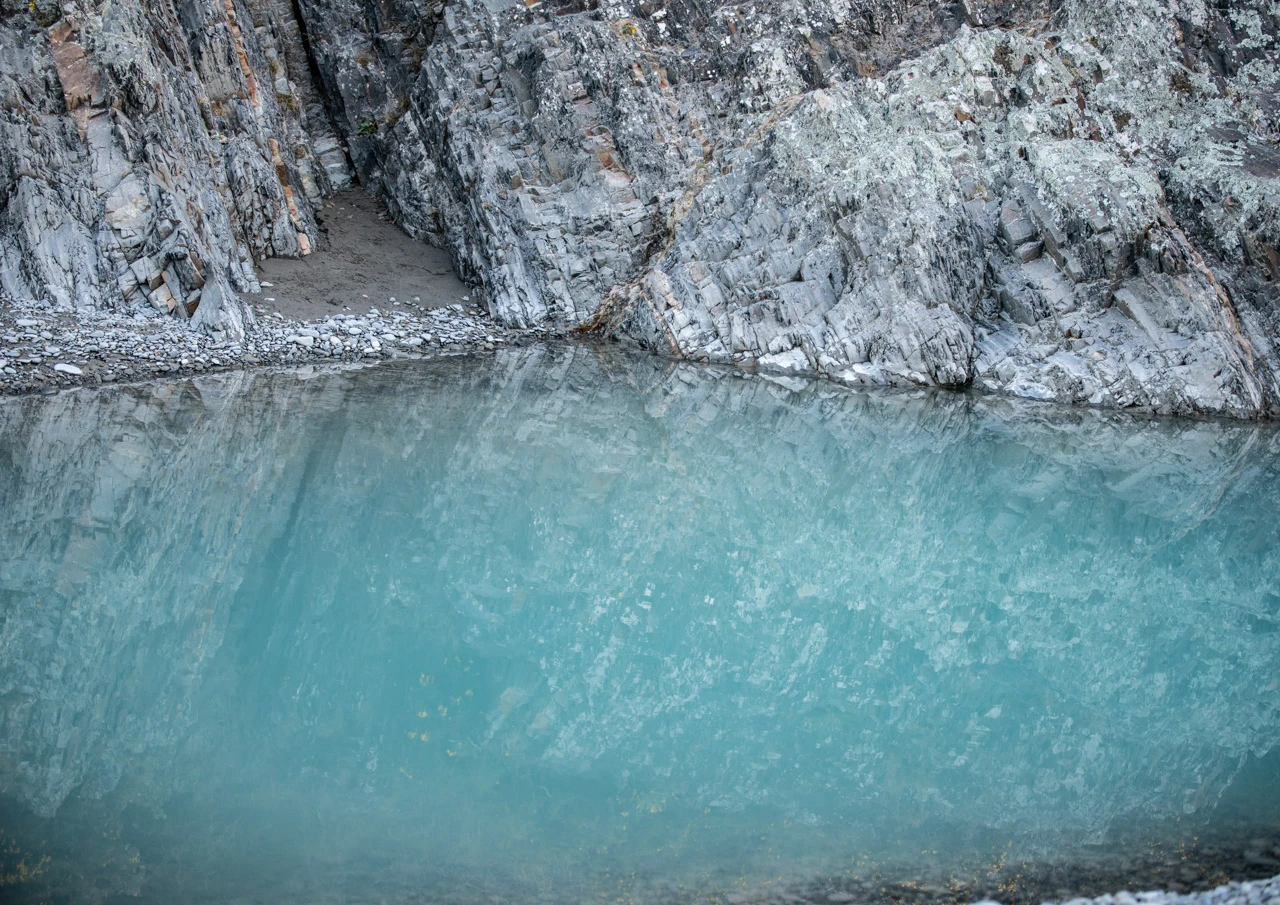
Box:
1, 0, 1278, 416
0, 0, 352, 340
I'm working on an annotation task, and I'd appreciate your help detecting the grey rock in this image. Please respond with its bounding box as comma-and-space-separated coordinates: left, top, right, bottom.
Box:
289, 0, 1280, 417
0, 0, 1277, 419
0, 0, 345, 339
1003, 876, 1280, 905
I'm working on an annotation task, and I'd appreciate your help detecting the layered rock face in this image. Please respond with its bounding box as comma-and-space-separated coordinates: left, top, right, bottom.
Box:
370, 0, 1280, 417
1, 0, 1279, 415
0, 0, 352, 341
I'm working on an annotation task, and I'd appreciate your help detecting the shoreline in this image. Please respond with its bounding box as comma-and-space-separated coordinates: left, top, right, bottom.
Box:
0, 176, 1274, 421
5, 305, 1277, 431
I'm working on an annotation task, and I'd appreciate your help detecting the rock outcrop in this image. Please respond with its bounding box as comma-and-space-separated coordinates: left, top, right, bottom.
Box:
1, 0, 1278, 416
0, 0, 352, 341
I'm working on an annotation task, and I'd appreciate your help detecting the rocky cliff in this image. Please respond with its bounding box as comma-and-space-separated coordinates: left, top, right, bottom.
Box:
0, 0, 1278, 415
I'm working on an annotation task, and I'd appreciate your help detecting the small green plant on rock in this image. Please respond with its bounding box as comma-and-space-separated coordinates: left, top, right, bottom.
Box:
357, 119, 377, 136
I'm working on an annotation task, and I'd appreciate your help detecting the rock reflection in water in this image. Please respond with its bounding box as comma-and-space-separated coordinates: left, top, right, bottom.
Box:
0, 345, 1278, 904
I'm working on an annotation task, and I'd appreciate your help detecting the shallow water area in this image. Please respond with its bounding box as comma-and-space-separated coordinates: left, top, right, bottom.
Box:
0, 344, 1278, 905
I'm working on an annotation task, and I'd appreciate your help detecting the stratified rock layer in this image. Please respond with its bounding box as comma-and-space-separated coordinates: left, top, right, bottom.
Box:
1, 0, 1279, 416
0, 0, 353, 339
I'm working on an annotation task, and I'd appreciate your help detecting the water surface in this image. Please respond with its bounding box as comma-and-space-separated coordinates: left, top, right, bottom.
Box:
1, 345, 1278, 904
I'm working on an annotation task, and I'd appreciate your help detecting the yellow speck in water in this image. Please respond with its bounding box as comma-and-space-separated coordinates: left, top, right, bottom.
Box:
419, 733, 430, 742
418, 710, 428, 718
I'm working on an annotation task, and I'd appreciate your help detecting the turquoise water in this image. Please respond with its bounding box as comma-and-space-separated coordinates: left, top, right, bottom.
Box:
0, 344, 1279, 904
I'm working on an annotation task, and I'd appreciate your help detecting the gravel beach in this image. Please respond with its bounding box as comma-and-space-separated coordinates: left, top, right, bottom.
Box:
0, 192, 544, 397
0, 297, 545, 396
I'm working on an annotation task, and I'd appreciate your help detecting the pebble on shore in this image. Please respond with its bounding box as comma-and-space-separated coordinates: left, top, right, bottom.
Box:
992, 874, 1280, 905
0, 297, 547, 396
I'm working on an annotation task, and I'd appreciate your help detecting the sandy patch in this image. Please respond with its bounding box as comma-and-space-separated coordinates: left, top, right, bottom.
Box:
254, 189, 470, 320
